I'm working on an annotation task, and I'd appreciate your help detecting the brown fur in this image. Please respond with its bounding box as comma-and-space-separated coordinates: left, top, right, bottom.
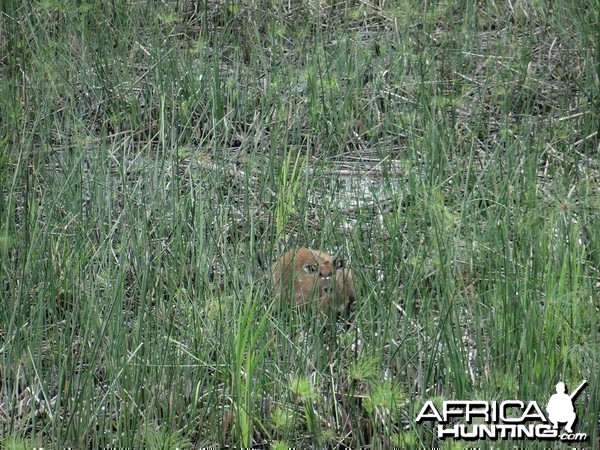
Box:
271, 248, 355, 315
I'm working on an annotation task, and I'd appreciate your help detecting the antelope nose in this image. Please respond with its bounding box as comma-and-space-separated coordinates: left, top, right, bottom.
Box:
323, 283, 332, 293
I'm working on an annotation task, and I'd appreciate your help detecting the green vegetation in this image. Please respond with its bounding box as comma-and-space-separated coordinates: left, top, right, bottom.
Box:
1, 0, 598, 448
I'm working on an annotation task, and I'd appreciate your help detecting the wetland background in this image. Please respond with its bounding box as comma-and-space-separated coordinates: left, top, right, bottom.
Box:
0, 0, 599, 448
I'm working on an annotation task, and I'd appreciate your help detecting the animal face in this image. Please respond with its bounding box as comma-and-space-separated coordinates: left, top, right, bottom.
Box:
272, 248, 355, 315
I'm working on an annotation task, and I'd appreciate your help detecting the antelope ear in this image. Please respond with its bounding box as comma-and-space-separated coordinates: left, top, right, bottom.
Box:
331, 247, 342, 262
256, 251, 269, 276
334, 258, 345, 269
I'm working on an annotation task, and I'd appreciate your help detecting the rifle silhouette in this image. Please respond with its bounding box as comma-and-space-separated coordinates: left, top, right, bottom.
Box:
569, 380, 587, 400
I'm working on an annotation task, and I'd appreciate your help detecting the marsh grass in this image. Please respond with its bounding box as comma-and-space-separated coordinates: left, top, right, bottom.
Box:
1, 0, 598, 448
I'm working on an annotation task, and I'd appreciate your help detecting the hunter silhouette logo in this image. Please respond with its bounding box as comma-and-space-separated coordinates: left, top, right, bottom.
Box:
546, 380, 586, 433
416, 380, 588, 442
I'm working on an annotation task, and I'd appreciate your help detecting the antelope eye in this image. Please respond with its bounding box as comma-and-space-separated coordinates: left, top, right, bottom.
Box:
304, 264, 318, 274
